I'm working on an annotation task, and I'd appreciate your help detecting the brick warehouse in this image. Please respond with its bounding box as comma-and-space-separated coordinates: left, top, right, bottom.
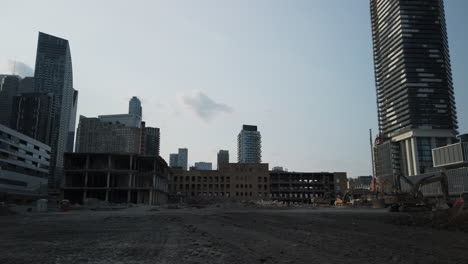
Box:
169, 163, 270, 200
62, 153, 169, 205
169, 163, 347, 202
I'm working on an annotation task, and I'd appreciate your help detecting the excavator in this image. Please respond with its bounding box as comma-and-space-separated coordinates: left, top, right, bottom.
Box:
376, 171, 451, 212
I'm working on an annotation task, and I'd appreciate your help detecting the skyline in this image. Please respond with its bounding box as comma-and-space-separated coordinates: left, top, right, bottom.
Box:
1, 0, 467, 177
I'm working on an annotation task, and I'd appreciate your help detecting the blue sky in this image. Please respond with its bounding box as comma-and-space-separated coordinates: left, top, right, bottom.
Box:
1, 0, 467, 177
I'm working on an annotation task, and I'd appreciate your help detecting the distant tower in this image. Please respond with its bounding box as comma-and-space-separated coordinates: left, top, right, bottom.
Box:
129, 96, 142, 119
144, 126, 160, 156
177, 148, 188, 171
237, 125, 262, 163
169, 153, 179, 167
217, 150, 229, 169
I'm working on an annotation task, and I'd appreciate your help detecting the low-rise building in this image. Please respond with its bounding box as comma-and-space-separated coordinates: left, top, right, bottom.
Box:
62, 153, 169, 205
269, 171, 347, 203
169, 163, 270, 200
0, 124, 50, 199
169, 163, 347, 203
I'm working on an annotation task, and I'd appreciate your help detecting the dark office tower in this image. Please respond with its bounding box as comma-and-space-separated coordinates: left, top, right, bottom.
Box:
34, 32, 76, 188
144, 127, 160, 156
370, 0, 458, 178
238, 125, 262, 163
19, 77, 35, 93
67, 89, 79, 152
0, 75, 21, 126
10, 93, 54, 144
217, 150, 229, 169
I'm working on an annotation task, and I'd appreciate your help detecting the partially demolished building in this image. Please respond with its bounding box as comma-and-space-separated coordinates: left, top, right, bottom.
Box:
62, 153, 169, 205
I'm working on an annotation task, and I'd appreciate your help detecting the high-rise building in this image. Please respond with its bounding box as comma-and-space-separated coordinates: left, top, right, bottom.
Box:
177, 148, 188, 171
194, 162, 212, 170
129, 96, 142, 119
34, 32, 76, 188
75, 116, 141, 154
217, 150, 229, 169
237, 125, 262, 163
67, 89, 78, 152
169, 153, 179, 167
0, 75, 21, 126
370, 0, 458, 178
144, 126, 160, 156
10, 93, 54, 145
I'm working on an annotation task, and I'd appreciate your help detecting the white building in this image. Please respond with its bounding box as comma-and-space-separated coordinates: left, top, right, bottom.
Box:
0, 124, 50, 198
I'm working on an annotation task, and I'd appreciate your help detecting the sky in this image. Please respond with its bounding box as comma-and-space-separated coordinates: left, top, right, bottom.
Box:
1, 0, 467, 178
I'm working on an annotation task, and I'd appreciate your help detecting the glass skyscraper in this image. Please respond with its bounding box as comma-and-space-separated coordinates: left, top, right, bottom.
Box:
237, 125, 262, 163
370, 0, 458, 177
34, 32, 76, 188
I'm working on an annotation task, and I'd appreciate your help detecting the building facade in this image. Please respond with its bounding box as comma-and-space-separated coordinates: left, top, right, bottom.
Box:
194, 162, 212, 170
169, 163, 270, 200
169, 154, 179, 168
238, 125, 262, 163
269, 171, 347, 203
67, 89, 79, 152
129, 96, 142, 119
177, 148, 188, 171
432, 136, 468, 169
34, 32, 76, 188
370, 0, 458, 179
169, 164, 348, 203
98, 114, 141, 128
144, 126, 160, 156
0, 124, 50, 198
0, 75, 21, 126
75, 116, 141, 154
62, 153, 168, 205
10, 93, 54, 145
217, 150, 229, 169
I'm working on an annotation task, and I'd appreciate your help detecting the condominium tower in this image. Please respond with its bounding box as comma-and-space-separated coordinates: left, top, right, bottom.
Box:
217, 150, 229, 169
238, 125, 262, 163
370, 0, 458, 178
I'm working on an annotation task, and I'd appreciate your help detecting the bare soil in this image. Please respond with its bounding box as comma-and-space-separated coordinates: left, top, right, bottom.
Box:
1, 206, 467, 264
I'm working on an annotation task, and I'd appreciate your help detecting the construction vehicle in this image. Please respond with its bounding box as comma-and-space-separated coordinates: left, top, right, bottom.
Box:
377, 171, 450, 212
335, 191, 353, 206
311, 192, 335, 207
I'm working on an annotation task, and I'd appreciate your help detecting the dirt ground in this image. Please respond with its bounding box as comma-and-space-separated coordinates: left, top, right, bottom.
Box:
1, 206, 468, 264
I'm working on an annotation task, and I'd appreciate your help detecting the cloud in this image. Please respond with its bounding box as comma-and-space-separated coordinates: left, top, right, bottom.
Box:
0, 56, 34, 77
180, 91, 232, 121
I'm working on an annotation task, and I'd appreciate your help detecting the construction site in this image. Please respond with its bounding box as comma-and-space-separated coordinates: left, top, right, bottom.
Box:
1, 200, 468, 264
1, 158, 468, 263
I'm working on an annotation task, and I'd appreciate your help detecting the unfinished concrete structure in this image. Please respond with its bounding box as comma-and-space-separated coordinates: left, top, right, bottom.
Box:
62, 153, 169, 205
169, 163, 270, 200
269, 172, 348, 203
